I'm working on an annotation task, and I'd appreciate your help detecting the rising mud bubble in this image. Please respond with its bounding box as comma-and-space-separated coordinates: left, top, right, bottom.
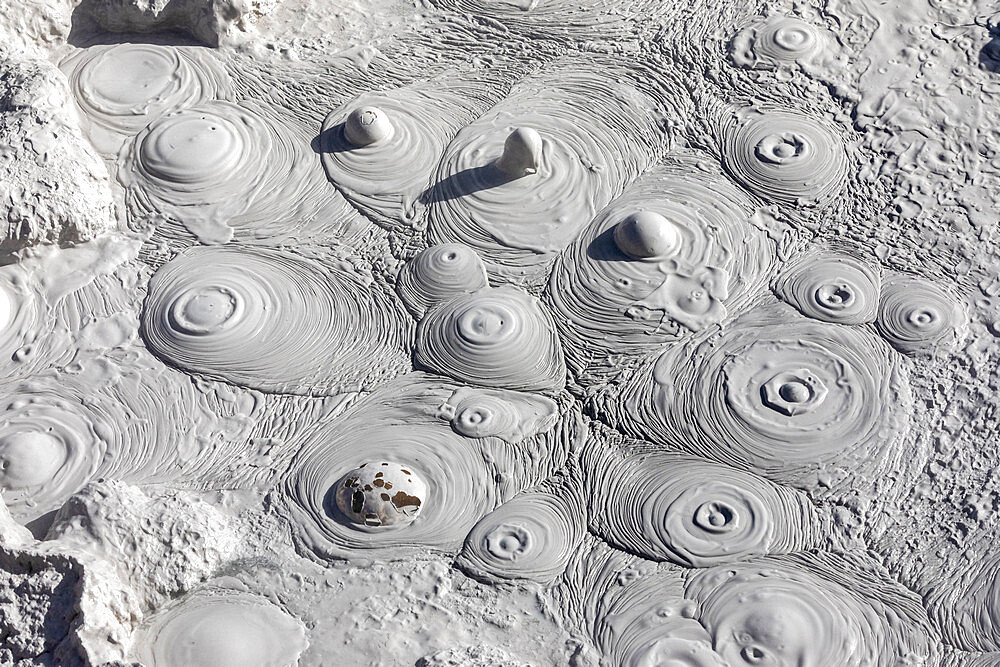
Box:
281, 380, 501, 560
613, 211, 683, 260
332, 461, 426, 527
344, 106, 394, 146
494, 127, 543, 178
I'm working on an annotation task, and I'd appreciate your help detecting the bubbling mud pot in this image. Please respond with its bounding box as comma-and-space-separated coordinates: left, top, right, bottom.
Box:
2, 0, 999, 664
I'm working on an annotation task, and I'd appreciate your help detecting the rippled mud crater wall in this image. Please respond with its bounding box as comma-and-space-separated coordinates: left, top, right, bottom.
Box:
2, 0, 1000, 664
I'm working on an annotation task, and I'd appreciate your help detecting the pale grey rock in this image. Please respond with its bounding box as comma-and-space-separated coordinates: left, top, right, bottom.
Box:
0, 547, 88, 666
0, 495, 137, 667
417, 644, 529, 667
0, 481, 241, 665
46, 481, 240, 611
0, 56, 117, 256
0, 0, 74, 58
0, 493, 34, 548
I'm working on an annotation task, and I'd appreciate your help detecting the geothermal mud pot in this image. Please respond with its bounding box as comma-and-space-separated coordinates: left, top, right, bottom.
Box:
2, 0, 1000, 664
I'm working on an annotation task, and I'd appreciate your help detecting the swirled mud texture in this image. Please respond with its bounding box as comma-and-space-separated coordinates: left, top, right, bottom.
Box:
923, 545, 1000, 653
120, 99, 365, 245
5, 0, 1000, 663
281, 374, 575, 561
457, 475, 584, 584
142, 245, 412, 395
554, 536, 726, 666
584, 438, 826, 567
427, 0, 672, 43
426, 66, 662, 286
608, 301, 913, 497
720, 107, 849, 206
0, 262, 52, 375
0, 375, 107, 524
414, 286, 567, 392
0, 355, 254, 528
773, 247, 882, 325
730, 14, 845, 74
438, 384, 559, 443
685, 553, 938, 665
319, 76, 501, 232
547, 153, 775, 385
0, 236, 139, 379
61, 44, 233, 158
876, 272, 966, 354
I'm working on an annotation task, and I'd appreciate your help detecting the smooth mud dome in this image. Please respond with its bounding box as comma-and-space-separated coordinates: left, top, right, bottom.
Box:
1, 0, 999, 665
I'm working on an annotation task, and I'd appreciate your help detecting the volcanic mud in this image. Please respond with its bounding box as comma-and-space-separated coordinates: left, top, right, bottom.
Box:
2, 0, 999, 664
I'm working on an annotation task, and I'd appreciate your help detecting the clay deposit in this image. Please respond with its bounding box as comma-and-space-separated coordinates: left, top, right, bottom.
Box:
2, 0, 1000, 665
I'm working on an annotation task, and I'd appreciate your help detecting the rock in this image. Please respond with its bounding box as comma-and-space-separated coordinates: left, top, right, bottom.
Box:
0, 481, 241, 665
0, 1, 74, 59
46, 481, 240, 611
0, 548, 89, 666
0, 493, 34, 549
417, 644, 530, 667
74, 0, 282, 47
0, 493, 137, 667
0, 56, 117, 256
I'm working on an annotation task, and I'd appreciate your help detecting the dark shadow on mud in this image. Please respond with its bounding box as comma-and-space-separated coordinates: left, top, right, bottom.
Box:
68, 1, 213, 48
310, 124, 354, 155
980, 28, 1000, 74
418, 164, 512, 206
24, 508, 57, 540
585, 226, 628, 263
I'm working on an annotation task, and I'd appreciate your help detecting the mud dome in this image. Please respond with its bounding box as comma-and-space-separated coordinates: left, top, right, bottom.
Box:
2, 0, 1000, 665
